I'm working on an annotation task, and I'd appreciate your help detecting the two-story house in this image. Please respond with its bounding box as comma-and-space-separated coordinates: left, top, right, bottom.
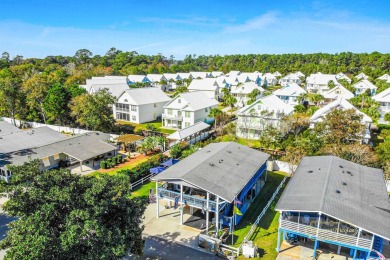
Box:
114, 88, 171, 124
273, 83, 307, 106
373, 88, 390, 121
279, 73, 302, 87
187, 78, 221, 100
162, 92, 219, 129
236, 95, 294, 139
306, 72, 339, 94
353, 79, 377, 96
323, 84, 354, 104
231, 82, 264, 108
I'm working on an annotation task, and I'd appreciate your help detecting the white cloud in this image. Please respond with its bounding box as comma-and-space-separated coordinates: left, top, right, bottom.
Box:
223, 12, 278, 33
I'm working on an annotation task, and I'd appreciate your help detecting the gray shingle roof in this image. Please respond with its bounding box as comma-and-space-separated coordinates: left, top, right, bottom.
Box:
1, 132, 116, 167
0, 120, 22, 137
167, 122, 210, 140
0, 126, 67, 154
154, 142, 270, 202
275, 156, 390, 241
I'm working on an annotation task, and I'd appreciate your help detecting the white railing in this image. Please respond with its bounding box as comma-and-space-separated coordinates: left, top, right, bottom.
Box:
219, 243, 240, 257
158, 188, 218, 210
281, 219, 371, 250
130, 173, 157, 190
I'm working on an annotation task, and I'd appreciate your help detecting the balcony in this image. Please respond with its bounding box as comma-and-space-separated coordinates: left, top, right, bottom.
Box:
162, 114, 183, 121
280, 219, 371, 250
157, 187, 227, 211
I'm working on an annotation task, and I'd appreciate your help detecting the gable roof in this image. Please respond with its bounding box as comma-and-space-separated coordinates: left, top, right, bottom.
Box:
190, 72, 209, 79
231, 82, 264, 95
356, 72, 369, 79
239, 72, 261, 82
280, 73, 300, 81
373, 87, 390, 103
323, 84, 354, 100
275, 156, 390, 241
310, 97, 372, 123
238, 94, 294, 116
353, 79, 377, 90
146, 74, 167, 82
188, 78, 219, 91
167, 122, 211, 140
119, 88, 171, 105
89, 83, 130, 98
127, 75, 149, 83
377, 74, 390, 81
153, 142, 270, 202
273, 83, 306, 97
177, 73, 192, 80
164, 92, 219, 111
211, 71, 224, 77
294, 71, 305, 77
163, 73, 181, 81
227, 71, 241, 77
306, 73, 338, 85
273, 71, 282, 77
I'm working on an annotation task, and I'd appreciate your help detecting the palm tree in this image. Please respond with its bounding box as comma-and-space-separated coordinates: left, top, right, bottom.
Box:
296, 93, 308, 104
225, 95, 237, 114
309, 94, 324, 106
208, 108, 223, 129
248, 88, 261, 105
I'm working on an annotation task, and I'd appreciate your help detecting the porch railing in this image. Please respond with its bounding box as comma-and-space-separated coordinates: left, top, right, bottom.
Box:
280, 219, 371, 250
158, 188, 223, 211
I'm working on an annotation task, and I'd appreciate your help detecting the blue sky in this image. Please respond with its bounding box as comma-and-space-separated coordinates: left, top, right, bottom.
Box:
0, 0, 389, 58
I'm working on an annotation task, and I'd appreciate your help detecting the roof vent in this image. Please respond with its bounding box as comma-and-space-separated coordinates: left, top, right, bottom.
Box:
236, 163, 239, 166
318, 168, 321, 170
209, 163, 215, 167
339, 165, 343, 168
342, 182, 347, 186
308, 170, 313, 173
336, 190, 341, 194
227, 150, 231, 153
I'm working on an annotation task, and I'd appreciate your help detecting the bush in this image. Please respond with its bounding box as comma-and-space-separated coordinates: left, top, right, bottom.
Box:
118, 154, 166, 182
100, 161, 107, 169
106, 162, 112, 168
116, 155, 122, 164
111, 157, 117, 166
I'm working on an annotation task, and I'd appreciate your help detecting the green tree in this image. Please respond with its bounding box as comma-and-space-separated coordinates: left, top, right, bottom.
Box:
0, 161, 146, 259
70, 89, 116, 131
247, 88, 261, 105
327, 80, 336, 90
308, 94, 324, 106
74, 49, 93, 64
296, 92, 308, 104
294, 104, 307, 113
384, 112, 390, 122
0, 69, 23, 125
43, 83, 71, 124
208, 107, 223, 129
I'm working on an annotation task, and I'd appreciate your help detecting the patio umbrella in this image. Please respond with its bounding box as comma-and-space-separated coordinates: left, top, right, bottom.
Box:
160, 158, 180, 167
149, 166, 166, 174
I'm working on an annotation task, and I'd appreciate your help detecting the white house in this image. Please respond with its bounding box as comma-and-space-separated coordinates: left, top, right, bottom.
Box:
114, 88, 171, 124
227, 70, 241, 78
356, 72, 369, 80
239, 72, 261, 85
353, 79, 377, 96
127, 75, 151, 85
187, 78, 221, 100
377, 74, 390, 82
273, 83, 307, 106
231, 82, 265, 108
279, 73, 302, 87
223, 76, 239, 87
309, 98, 372, 143
261, 73, 278, 87
190, 72, 210, 79
335, 72, 352, 83
305, 72, 339, 94
273, 71, 282, 77
177, 73, 192, 81
162, 92, 218, 129
373, 88, 390, 121
236, 74, 251, 84
163, 73, 182, 90
210, 71, 224, 77
80, 76, 130, 98
236, 95, 294, 139
216, 76, 229, 89
294, 71, 305, 78
146, 74, 169, 90
323, 84, 354, 104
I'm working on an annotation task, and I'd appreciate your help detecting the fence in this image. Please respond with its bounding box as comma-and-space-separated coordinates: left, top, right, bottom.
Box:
236, 176, 288, 254
273, 160, 296, 174
129, 172, 157, 190
2, 117, 119, 141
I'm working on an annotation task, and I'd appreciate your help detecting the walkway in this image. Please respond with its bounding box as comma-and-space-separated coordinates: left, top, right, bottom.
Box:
142, 200, 203, 251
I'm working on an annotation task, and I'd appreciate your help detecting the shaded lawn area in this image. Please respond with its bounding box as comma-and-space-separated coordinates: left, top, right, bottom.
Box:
130, 181, 156, 198
117, 119, 176, 134
230, 171, 289, 260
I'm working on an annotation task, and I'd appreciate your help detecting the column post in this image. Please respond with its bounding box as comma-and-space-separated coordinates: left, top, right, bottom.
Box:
313, 240, 319, 258
216, 196, 219, 238
180, 184, 184, 225
315, 213, 322, 238
79, 161, 83, 172
353, 248, 357, 260
206, 192, 209, 233
156, 181, 159, 218
276, 229, 281, 252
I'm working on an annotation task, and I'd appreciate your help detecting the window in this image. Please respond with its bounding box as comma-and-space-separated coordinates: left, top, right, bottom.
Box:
185, 122, 190, 128
154, 103, 157, 108
178, 99, 181, 104
205, 108, 208, 112
168, 109, 173, 115
116, 112, 130, 121
178, 111, 182, 116
115, 103, 130, 112
131, 105, 137, 112
185, 111, 191, 118
132, 115, 136, 121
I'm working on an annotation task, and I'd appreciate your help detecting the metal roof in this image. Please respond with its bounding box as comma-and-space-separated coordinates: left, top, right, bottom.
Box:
153, 142, 270, 202
275, 156, 390, 241
167, 122, 210, 140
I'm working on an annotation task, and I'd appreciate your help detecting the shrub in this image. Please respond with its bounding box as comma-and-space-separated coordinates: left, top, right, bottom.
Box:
100, 161, 107, 169
111, 157, 117, 166
106, 162, 112, 168
116, 155, 122, 164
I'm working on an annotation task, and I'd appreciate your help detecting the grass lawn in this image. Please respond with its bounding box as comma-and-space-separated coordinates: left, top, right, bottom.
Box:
117, 119, 176, 134
237, 137, 261, 149
130, 181, 156, 198
230, 171, 289, 260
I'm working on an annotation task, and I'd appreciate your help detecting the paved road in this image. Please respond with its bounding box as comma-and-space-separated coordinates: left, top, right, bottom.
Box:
128, 236, 221, 260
